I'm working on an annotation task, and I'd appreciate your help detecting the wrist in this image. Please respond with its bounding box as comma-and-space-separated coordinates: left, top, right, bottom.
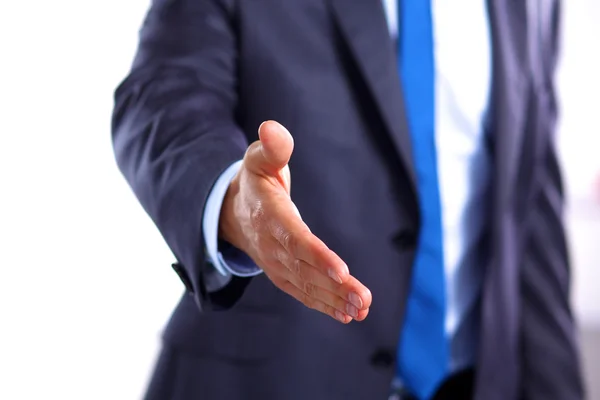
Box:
218, 175, 246, 251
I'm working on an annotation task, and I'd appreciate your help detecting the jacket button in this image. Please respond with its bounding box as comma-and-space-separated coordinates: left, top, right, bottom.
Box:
370, 348, 395, 368
171, 262, 194, 294
392, 230, 417, 251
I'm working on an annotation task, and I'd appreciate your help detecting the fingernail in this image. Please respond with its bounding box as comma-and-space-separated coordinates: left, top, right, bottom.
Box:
328, 269, 343, 284
348, 292, 363, 309
346, 304, 358, 318
342, 262, 349, 276
335, 310, 346, 322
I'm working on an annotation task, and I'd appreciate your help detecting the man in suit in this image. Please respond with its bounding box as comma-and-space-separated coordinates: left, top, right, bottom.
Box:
112, 0, 584, 399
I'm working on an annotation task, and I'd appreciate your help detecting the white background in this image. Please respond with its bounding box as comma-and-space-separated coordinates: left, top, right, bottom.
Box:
0, 1, 598, 399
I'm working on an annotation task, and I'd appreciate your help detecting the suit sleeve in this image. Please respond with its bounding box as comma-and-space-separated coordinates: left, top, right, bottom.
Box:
111, 0, 253, 311
520, 1, 585, 398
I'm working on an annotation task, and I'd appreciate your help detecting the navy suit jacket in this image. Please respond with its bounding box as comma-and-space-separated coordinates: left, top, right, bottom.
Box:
112, 0, 583, 399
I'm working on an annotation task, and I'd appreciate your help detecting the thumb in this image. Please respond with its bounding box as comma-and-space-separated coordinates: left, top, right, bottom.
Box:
245, 120, 294, 177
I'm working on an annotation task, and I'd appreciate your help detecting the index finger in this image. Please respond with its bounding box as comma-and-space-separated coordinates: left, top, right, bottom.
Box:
268, 197, 350, 284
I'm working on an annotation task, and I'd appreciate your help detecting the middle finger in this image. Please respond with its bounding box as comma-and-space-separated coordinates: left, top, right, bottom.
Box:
274, 248, 371, 318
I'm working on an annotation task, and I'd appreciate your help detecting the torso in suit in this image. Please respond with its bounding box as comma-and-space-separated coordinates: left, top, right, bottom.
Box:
112, 0, 584, 399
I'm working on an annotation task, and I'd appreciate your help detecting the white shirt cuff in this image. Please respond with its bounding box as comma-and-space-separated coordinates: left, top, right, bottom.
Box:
202, 160, 263, 279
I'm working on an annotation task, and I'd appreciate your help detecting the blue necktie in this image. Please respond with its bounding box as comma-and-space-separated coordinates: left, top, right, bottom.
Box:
396, 1, 448, 399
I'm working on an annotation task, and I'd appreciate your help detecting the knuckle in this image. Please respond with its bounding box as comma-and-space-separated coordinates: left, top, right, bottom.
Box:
245, 141, 262, 160
249, 201, 266, 230
246, 140, 261, 152
292, 258, 303, 277
271, 247, 285, 265
282, 231, 296, 253
324, 306, 337, 319
320, 304, 335, 319
303, 281, 316, 297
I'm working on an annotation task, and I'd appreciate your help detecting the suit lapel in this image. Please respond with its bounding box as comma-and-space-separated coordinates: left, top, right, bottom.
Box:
328, 0, 417, 193
487, 0, 530, 205
328, 0, 530, 213
475, 1, 531, 397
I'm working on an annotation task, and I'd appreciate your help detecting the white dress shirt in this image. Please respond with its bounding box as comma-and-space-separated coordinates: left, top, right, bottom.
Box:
202, 0, 492, 373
